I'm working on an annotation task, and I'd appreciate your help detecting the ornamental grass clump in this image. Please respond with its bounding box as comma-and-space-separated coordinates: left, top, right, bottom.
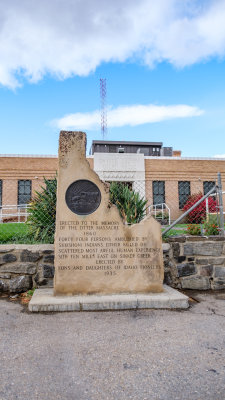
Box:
109, 182, 148, 224
27, 177, 57, 243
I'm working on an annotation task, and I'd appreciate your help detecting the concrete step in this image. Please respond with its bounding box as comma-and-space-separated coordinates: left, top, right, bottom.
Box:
29, 285, 189, 312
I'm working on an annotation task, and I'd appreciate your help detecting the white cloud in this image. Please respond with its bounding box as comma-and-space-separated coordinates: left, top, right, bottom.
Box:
213, 154, 225, 158
53, 104, 204, 130
1, 0, 225, 88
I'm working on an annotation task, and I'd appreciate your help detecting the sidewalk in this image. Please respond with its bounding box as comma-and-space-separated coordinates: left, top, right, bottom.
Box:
0, 291, 224, 400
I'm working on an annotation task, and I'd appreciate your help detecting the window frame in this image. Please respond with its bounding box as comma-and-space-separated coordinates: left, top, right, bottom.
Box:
152, 181, 165, 206
18, 180, 32, 206
203, 181, 215, 196
178, 181, 191, 209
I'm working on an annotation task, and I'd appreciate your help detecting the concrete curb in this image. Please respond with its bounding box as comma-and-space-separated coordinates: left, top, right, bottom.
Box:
29, 285, 189, 312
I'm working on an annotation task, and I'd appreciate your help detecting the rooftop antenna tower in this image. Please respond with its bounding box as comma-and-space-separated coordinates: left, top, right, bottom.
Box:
100, 78, 107, 139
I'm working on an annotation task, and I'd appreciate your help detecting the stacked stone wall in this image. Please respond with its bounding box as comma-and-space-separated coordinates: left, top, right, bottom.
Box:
0, 239, 225, 293
163, 237, 225, 290
0, 245, 54, 293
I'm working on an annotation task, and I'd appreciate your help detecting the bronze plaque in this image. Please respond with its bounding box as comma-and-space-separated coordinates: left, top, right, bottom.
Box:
65, 179, 101, 215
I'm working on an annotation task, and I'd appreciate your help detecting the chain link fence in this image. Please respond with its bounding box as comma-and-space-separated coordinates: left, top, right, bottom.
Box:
119, 175, 224, 237
0, 178, 55, 243
0, 174, 224, 243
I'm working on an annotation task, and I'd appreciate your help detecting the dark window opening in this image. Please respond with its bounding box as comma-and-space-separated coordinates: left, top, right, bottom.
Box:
178, 181, 190, 209
203, 181, 215, 195
153, 181, 165, 206
18, 180, 32, 206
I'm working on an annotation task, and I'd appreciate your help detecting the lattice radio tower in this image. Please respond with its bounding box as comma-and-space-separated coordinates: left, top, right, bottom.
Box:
100, 78, 107, 139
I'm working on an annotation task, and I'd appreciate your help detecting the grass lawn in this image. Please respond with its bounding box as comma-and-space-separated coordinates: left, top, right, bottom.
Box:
0, 223, 29, 243
162, 228, 187, 237
0, 222, 221, 244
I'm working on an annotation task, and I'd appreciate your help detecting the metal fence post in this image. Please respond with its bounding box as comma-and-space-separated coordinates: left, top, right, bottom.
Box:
217, 172, 224, 237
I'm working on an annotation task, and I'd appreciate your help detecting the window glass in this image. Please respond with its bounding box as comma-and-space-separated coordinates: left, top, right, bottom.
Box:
18, 180, 32, 205
203, 181, 215, 195
178, 181, 190, 209
153, 181, 165, 205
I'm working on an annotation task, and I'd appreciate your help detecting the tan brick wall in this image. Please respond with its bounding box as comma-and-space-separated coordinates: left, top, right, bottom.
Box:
145, 158, 225, 181
0, 157, 57, 207
2, 180, 18, 205
0, 157, 58, 179
1, 155, 225, 221
145, 158, 225, 220
0, 156, 94, 207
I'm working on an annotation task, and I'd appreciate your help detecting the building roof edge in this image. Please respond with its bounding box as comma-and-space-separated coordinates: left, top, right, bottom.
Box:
145, 156, 225, 161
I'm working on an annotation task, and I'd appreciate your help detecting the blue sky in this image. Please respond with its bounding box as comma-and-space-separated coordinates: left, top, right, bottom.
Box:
0, 0, 225, 157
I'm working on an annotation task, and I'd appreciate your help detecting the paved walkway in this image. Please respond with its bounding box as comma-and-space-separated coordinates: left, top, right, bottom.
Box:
0, 291, 225, 400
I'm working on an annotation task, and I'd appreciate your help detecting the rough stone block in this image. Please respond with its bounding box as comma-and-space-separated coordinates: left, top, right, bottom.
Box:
163, 255, 170, 268
34, 273, 48, 286
181, 276, 210, 290
162, 243, 170, 253
208, 236, 225, 241
0, 263, 36, 275
0, 273, 11, 279
0, 279, 9, 292
178, 256, 186, 263
184, 242, 223, 257
167, 236, 186, 243
211, 279, 225, 290
9, 275, 32, 293
196, 257, 225, 265
214, 266, 225, 279
172, 243, 180, 259
20, 250, 41, 262
200, 265, 213, 277
186, 236, 206, 242
41, 264, 55, 278
177, 263, 196, 277
0, 253, 17, 264
43, 255, 54, 264
42, 250, 54, 255
163, 270, 173, 285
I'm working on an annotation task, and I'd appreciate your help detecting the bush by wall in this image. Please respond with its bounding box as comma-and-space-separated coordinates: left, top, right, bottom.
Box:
183, 192, 217, 223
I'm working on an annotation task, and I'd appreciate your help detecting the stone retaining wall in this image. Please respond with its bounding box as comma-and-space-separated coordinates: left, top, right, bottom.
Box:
0, 245, 54, 293
164, 237, 225, 290
0, 238, 225, 293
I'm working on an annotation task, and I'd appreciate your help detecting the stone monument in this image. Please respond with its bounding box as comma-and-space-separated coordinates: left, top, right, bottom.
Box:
54, 131, 164, 295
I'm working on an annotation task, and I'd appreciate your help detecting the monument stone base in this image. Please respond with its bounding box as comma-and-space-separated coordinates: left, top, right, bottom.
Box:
28, 285, 189, 312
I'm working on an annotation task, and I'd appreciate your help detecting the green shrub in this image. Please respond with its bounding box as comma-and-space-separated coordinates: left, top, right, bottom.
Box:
26, 179, 147, 244
204, 221, 219, 236
109, 182, 148, 224
187, 224, 201, 235
27, 177, 57, 243
207, 213, 218, 224
183, 192, 217, 223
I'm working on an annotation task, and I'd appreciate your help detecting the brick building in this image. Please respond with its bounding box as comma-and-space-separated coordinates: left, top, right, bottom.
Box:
0, 140, 224, 221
